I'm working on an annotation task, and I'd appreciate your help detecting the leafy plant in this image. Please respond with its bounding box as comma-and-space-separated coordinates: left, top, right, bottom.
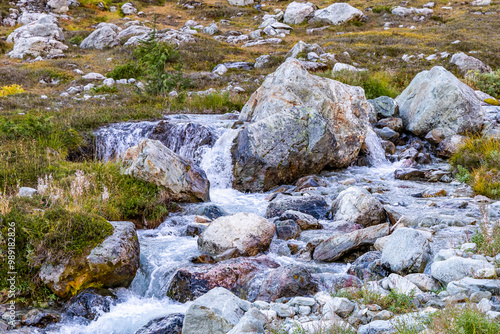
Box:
465, 69, 500, 99
106, 63, 143, 80
0, 84, 25, 97
427, 304, 500, 333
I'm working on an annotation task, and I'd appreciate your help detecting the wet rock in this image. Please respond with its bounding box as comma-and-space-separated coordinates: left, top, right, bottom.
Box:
122, 139, 210, 202
436, 134, 465, 158
80, 23, 121, 49
313, 223, 389, 262
369, 96, 399, 119
135, 313, 184, 334
256, 265, 318, 302
198, 213, 275, 257
21, 309, 61, 328
284, 2, 317, 25
374, 127, 399, 141
266, 195, 329, 219
182, 287, 246, 334
149, 120, 216, 163
167, 256, 279, 302
279, 210, 323, 230
39, 221, 139, 298
64, 288, 117, 320
424, 128, 455, 145
194, 204, 228, 220
348, 251, 390, 281
381, 228, 431, 274
330, 187, 387, 227
233, 59, 370, 192
310, 3, 363, 25
376, 118, 404, 132
450, 52, 491, 75
295, 174, 328, 190
431, 256, 495, 284
396, 66, 484, 137
275, 219, 301, 240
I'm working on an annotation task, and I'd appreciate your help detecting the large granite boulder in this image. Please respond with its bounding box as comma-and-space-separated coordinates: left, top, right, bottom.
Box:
167, 255, 279, 302
396, 66, 484, 137
80, 23, 121, 49
330, 187, 386, 227
198, 213, 276, 257
233, 59, 371, 192
381, 228, 431, 274
284, 2, 317, 25
182, 287, 247, 334
313, 223, 389, 262
38, 222, 140, 298
310, 3, 363, 25
122, 139, 210, 202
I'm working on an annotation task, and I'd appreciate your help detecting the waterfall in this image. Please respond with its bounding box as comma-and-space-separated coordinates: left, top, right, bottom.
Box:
200, 129, 239, 189
94, 121, 159, 161
365, 127, 389, 167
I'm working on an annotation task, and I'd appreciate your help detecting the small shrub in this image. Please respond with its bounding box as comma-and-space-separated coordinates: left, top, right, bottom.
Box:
372, 6, 392, 14
333, 287, 416, 314
466, 70, 500, 99
106, 62, 143, 80
68, 35, 84, 45
169, 91, 246, 113
0, 84, 25, 97
92, 85, 118, 94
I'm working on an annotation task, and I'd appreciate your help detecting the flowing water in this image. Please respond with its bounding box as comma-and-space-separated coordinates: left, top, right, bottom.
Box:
41, 115, 484, 334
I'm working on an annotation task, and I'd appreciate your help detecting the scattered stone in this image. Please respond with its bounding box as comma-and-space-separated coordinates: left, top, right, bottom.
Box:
283, 2, 317, 25
431, 256, 495, 284
330, 187, 387, 227
450, 52, 491, 74
381, 228, 431, 274
310, 3, 363, 25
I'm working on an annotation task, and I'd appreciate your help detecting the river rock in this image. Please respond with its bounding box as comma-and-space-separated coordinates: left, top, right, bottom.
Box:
284, 2, 317, 25
347, 251, 390, 281
266, 195, 329, 219
436, 134, 465, 158
38, 221, 140, 298
135, 313, 184, 334
380, 273, 422, 295
330, 187, 387, 227
376, 118, 403, 132
396, 66, 484, 137
404, 274, 441, 292
310, 3, 363, 25
313, 223, 389, 262
233, 59, 370, 192
446, 277, 500, 296
80, 23, 121, 49
279, 210, 323, 230
226, 308, 267, 334
450, 52, 491, 74
431, 256, 495, 284
381, 228, 430, 274
167, 255, 279, 302
64, 288, 117, 320
149, 120, 216, 163
122, 139, 210, 202
198, 213, 275, 257
256, 265, 318, 302
323, 297, 355, 318
275, 219, 301, 240
182, 287, 246, 334
369, 96, 399, 119
21, 309, 61, 328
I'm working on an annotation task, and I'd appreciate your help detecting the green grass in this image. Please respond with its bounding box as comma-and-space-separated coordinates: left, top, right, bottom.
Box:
427, 304, 500, 333
450, 137, 500, 199
465, 70, 500, 99
471, 224, 500, 258
333, 287, 416, 314
169, 91, 246, 113
319, 70, 401, 99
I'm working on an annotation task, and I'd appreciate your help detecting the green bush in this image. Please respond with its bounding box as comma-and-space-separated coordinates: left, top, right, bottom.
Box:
372, 6, 392, 14
169, 91, 246, 113
68, 35, 84, 45
467, 70, 500, 99
106, 63, 143, 80
92, 85, 118, 94
428, 304, 500, 333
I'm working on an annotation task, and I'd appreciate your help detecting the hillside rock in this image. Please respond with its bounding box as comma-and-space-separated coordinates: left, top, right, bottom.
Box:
122, 139, 210, 202
450, 52, 492, 74
286, 40, 324, 59
233, 59, 371, 192
284, 2, 317, 25
228, 0, 254, 5
38, 222, 140, 298
330, 187, 386, 227
80, 23, 121, 49
48, 0, 69, 13
396, 66, 484, 137
198, 213, 276, 257
313, 223, 389, 262
117, 25, 152, 40
381, 228, 431, 274
121, 3, 137, 15
310, 3, 363, 25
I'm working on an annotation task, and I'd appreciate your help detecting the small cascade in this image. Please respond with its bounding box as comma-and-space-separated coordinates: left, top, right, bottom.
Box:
94, 121, 159, 161
364, 127, 389, 167
200, 128, 239, 189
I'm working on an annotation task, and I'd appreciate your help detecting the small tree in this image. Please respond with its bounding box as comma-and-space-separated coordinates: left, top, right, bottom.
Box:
134, 18, 188, 96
